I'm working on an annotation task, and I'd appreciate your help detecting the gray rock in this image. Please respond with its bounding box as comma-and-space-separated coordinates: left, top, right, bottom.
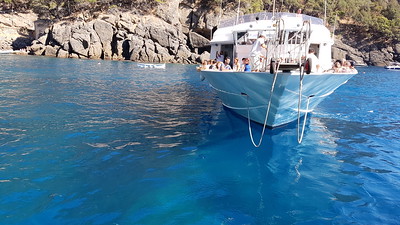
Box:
51, 23, 71, 46
57, 48, 69, 58
88, 30, 102, 59
134, 23, 148, 38
69, 53, 80, 59
127, 36, 144, 61
98, 14, 118, 26
37, 33, 48, 45
333, 39, 367, 64
115, 30, 126, 40
395, 44, 400, 54
30, 43, 45, 55
188, 31, 209, 48
144, 39, 157, 62
88, 41, 102, 59
103, 42, 113, 60
155, 0, 180, 25
199, 51, 210, 63
70, 37, 89, 57
169, 39, 180, 54
332, 47, 347, 61
204, 11, 220, 29
69, 23, 92, 57
175, 44, 191, 62
93, 20, 114, 46
44, 45, 58, 57
149, 26, 171, 48
155, 42, 173, 62
93, 20, 114, 59
138, 49, 148, 62
113, 40, 125, 60
118, 20, 137, 34
369, 50, 388, 66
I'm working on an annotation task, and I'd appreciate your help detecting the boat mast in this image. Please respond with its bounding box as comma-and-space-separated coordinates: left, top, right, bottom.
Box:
218, 0, 223, 27
234, 0, 241, 59
324, 0, 327, 25
332, 12, 337, 40
236, 0, 241, 25
272, 0, 276, 18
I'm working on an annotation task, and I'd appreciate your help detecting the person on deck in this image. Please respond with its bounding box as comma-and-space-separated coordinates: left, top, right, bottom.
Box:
215, 61, 223, 71
249, 33, 267, 72
216, 51, 225, 62
243, 58, 251, 72
222, 57, 232, 71
233, 57, 241, 71
333, 60, 342, 73
306, 48, 320, 73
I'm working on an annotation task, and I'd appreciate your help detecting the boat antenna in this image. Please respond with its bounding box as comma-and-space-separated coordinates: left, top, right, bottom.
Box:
272, 0, 276, 18
332, 12, 337, 39
236, 0, 241, 25
324, 0, 327, 25
218, 0, 223, 27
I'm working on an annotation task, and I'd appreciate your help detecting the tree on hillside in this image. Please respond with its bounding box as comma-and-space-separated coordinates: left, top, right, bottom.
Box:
1, 0, 399, 42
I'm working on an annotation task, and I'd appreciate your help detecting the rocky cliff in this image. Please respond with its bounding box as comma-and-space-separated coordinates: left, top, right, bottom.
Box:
1, 3, 399, 66
28, 8, 212, 64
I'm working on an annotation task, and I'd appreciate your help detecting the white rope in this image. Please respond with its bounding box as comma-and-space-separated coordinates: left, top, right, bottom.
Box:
285, 86, 334, 98
247, 61, 280, 148
208, 83, 244, 97
222, 103, 265, 110
297, 67, 313, 143
297, 95, 312, 143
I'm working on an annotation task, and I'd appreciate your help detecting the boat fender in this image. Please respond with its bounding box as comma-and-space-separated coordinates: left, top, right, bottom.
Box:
305, 58, 312, 74
270, 60, 276, 74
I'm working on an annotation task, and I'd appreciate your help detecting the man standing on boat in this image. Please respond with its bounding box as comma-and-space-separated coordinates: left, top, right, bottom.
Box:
250, 32, 267, 72
307, 48, 321, 73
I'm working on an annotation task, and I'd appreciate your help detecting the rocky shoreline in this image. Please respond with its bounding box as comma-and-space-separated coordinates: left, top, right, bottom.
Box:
1, 8, 399, 66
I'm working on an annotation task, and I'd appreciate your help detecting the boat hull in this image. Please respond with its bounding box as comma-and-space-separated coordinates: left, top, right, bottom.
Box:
201, 70, 355, 128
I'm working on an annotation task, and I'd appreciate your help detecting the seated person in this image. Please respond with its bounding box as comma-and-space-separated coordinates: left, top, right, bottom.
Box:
208, 60, 217, 70
222, 57, 232, 71
243, 58, 251, 72
233, 57, 240, 71
333, 60, 342, 73
197, 60, 208, 71
215, 61, 223, 71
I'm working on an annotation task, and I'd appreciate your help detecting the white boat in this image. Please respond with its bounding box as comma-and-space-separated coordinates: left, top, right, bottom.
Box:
137, 63, 166, 69
385, 62, 400, 70
0, 50, 15, 54
199, 12, 357, 139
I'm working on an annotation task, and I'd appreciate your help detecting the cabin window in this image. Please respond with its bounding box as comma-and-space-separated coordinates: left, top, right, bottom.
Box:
309, 44, 320, 57
237, 32, 254, 45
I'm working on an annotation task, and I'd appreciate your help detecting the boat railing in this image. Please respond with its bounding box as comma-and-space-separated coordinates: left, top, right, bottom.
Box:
268, 20, 311, 70
219, 12, 324, 28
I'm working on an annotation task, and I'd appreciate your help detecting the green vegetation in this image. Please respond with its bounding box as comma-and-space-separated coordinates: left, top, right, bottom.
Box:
197, 0, 399, 42
1, 0, 399, 42
0, 0, 159, 18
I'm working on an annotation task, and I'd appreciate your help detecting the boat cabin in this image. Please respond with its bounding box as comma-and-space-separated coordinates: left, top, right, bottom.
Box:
210, 12, 333, 72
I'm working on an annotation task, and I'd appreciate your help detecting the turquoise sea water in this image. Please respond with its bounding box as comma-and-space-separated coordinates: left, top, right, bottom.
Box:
0, 55, 399, 225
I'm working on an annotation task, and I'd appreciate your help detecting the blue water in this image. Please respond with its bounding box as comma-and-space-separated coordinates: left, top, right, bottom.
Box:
0, 55, 399, 225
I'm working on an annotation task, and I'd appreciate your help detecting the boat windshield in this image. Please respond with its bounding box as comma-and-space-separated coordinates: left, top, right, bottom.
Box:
219, 12, 324, 28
